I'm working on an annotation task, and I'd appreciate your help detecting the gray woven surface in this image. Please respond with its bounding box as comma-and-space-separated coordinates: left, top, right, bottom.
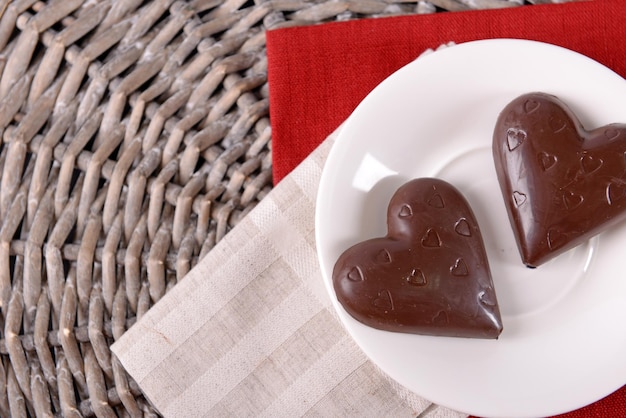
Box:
0, 0, 573, 416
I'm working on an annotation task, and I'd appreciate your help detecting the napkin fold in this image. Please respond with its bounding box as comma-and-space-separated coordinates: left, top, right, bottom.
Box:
113, 1, 626, 417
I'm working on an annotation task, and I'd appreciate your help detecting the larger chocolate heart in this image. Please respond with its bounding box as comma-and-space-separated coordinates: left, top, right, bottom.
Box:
493, 92, 626, 267
332, 178, 502, 339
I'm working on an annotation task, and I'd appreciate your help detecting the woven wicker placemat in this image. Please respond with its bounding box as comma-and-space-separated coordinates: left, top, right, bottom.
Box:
0, 1, 572, 416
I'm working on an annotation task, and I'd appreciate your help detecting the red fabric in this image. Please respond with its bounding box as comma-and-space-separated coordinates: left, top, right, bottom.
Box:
265, 0, 626, 416
266, 0, 626, 185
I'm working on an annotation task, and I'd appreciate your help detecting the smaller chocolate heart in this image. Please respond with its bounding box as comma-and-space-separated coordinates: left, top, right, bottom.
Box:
493, 92, 626, 267
333, 178, 503, 339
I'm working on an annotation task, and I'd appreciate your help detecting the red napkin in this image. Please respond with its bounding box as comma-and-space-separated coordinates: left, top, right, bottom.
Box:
267, 0, 626, 185
266, 0, 626, 416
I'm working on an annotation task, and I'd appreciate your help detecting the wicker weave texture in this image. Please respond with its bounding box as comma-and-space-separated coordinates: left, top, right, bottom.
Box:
0, 0, 573, 417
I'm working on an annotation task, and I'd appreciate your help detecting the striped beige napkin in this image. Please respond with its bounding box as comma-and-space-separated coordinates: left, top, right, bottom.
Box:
111, 128, 466, 418
112, 49, 466, 418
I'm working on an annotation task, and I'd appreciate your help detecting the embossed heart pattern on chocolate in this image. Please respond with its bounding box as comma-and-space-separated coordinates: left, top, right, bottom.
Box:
493, 92, 626, 267
332, 178, 503, 339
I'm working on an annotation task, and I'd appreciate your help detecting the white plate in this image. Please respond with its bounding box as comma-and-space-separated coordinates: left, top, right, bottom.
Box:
315, 39, 626, 418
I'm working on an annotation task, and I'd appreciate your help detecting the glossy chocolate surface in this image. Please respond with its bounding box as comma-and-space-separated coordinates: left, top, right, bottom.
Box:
493, 92, 626, 267
333, 178, 502, 339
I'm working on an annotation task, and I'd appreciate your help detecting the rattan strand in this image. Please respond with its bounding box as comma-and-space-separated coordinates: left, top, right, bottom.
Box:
0, 0, 575, 416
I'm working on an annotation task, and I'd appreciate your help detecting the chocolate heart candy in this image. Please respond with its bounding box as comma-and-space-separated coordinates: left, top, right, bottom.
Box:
493, 92, 626, 267
333, 178, 502, 339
